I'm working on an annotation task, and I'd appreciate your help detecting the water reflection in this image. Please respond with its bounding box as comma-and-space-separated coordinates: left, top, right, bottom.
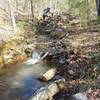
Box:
0, 59, 50, 100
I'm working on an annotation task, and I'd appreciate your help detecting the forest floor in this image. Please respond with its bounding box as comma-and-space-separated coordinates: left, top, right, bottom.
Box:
54, 31, 100, 100
0, 13, 100, 100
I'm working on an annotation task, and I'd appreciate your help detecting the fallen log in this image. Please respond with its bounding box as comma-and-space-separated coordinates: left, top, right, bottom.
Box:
41, 52, 49, 60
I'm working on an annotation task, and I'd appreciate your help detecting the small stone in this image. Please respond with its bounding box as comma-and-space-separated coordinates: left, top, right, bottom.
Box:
68, 70, 75, 75
88, 88, 92, 93
73, 93, 88, 100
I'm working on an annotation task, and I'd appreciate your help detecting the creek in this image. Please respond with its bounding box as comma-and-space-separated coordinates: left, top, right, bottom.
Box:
0, 51, 51, 100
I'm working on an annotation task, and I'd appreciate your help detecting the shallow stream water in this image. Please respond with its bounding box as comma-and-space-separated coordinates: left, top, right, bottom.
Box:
0, 52, 51, 100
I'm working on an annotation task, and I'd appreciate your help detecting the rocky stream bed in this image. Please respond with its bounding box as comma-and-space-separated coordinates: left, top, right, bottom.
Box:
0, 13, 100, 100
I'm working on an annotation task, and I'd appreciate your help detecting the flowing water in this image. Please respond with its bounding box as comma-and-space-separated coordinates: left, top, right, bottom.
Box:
0, 52, 51, 100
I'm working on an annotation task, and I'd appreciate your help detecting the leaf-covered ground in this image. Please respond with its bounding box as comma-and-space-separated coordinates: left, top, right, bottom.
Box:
0, 13, 100, 99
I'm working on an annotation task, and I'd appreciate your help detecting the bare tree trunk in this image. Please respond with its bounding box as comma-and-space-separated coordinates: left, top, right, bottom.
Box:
49, 0, 52, 8
41, 0, 43, 11
4, 0, 9, 22
24, 0, 28, 10
4, 0, 8, 13
16, 0, 18, 13
54, 0, 58, 11
96, 0, 100, 17
85, 0, 91, 29
31, 0, 34, 26
68, 0, 71, 10
8, 0, 16, 34
15, 0, 19, 21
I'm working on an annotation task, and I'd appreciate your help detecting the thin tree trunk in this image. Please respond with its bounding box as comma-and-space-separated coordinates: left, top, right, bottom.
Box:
16, 0, 18, 13
30, 0, 34, 20
4, 0, 8, 13
54, 0, 58, 11
15, 0, 19, 20
68, 0, 71, 10
41, 0, 43, 12
30, 0, 34, 27
54, 0, 58, 13
49, 0, 52, 8
8, 0, 16, 34
96, 0, 100, 16
4, 0, 9, 22
24, 0, 27, 10
85, 0, 91, 30
85, 0, 89, 28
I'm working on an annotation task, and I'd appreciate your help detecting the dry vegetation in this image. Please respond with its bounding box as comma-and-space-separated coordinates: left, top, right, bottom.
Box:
0, 0, 100, 100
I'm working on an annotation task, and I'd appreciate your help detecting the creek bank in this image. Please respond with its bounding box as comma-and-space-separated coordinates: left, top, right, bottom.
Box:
0, 49, 66, 100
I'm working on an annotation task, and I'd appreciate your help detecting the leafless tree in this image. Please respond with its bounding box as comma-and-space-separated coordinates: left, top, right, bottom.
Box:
8, 0, 16, 34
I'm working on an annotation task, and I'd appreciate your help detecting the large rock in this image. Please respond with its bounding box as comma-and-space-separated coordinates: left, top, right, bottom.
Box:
30, 78, 65, 100
24, 51, 41, 65
40, 68, 56, 81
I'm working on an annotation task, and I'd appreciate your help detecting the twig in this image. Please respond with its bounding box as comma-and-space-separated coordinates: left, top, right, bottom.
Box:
41, 52, 49, 60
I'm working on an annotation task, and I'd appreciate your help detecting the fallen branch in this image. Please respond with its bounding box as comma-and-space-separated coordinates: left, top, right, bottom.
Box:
41, 52, 49, 60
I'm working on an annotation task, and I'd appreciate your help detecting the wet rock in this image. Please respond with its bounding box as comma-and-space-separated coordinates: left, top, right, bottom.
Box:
24, 50, 48, 65
40, 68, 56, 81
24, 51, 41, 65
59, 55, 66, 64
47, 48, 64, 59
30, 78, 65, 100
73, 93, 88, 100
